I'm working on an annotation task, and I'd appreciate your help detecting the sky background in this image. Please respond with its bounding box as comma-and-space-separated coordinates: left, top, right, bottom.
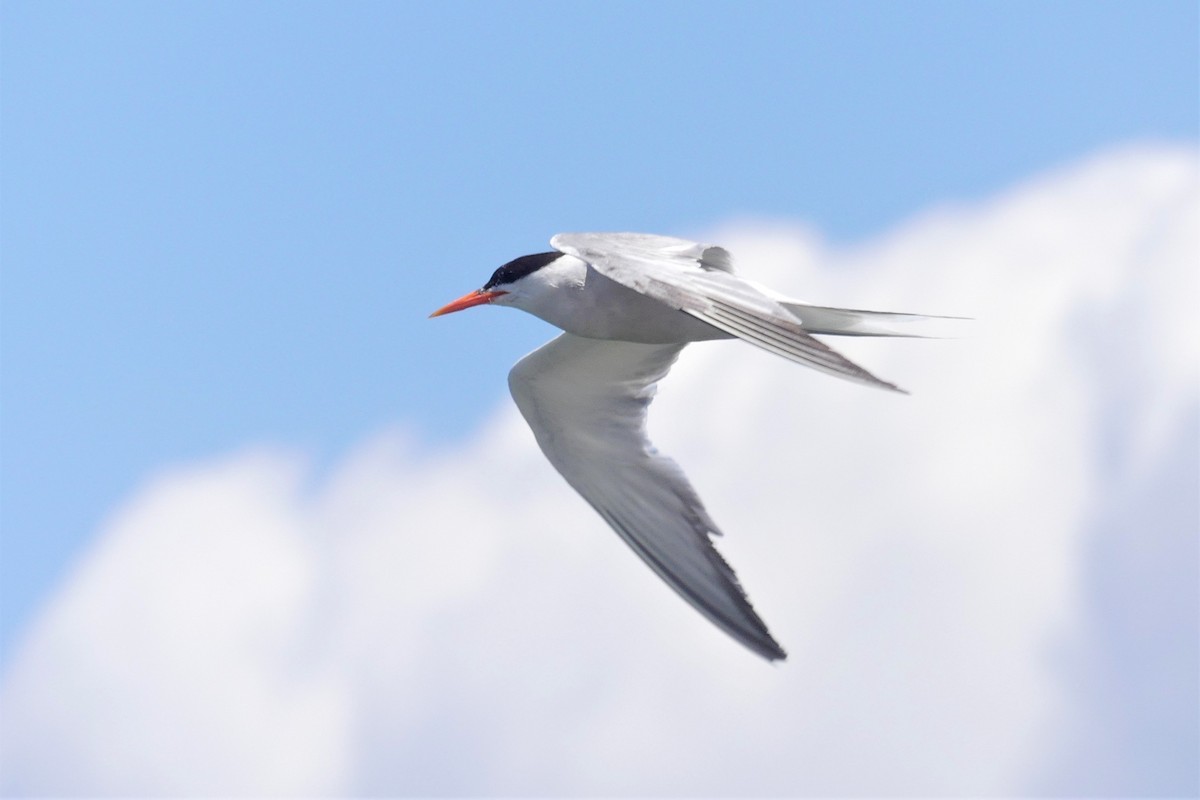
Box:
1, 1, 1198, 796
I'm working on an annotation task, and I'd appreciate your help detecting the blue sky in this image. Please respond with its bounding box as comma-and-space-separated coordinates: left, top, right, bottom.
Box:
1, 0, 1196, 674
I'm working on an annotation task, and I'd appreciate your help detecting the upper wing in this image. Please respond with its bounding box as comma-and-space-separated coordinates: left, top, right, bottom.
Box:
552, 232, 903, 393
508, 332, 786, 661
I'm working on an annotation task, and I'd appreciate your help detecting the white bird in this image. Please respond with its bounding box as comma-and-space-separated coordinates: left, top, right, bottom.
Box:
431, 233, 949, 661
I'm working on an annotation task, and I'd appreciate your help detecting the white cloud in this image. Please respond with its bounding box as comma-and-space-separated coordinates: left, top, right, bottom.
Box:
1, 145, 1196, 796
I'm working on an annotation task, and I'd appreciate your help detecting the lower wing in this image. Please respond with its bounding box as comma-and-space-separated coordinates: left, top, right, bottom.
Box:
508, 333, 787, 661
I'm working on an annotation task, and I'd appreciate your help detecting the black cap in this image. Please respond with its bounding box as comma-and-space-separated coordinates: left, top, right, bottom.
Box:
482, 251, 561, 291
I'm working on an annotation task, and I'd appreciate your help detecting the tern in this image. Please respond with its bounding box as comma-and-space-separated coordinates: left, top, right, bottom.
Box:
432, 233, 947, 661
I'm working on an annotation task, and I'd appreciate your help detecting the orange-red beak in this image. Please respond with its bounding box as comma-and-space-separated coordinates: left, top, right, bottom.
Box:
429, 289, 508, 318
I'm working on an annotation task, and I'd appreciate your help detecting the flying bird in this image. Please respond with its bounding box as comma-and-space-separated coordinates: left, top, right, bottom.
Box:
431, 233, 946, 661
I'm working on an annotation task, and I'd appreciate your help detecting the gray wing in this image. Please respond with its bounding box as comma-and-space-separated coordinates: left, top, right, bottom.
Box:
552, 232, 903, 393
509, 332, 786, 661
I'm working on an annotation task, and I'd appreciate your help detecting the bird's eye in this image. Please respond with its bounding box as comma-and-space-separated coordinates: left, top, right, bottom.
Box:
483, 267, 509, 291
483, 251, 559, 291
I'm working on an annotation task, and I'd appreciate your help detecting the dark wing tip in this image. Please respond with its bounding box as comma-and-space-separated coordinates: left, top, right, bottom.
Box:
761, 639, 788, 662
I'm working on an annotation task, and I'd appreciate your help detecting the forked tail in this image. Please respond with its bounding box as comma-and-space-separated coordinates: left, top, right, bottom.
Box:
780, 302, 970, 338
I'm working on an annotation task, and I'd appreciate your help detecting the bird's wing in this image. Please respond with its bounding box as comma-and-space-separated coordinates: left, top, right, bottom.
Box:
552, 232, 903, 393
509, 332, 786, 661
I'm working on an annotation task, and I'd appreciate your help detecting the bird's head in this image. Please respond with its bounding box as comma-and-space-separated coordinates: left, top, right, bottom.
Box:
429, 251, 562, 317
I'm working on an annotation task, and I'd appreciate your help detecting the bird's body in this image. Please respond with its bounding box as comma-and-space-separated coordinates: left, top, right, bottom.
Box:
504, 254, 729, 343
432, 233, 950, 661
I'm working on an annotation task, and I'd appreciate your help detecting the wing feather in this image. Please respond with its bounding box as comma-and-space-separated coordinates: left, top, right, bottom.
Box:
552, 232, 903, 392
508, 332, 786, 661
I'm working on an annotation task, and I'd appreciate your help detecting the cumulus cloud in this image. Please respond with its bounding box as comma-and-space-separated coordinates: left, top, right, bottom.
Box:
1, 146, 1196, 796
